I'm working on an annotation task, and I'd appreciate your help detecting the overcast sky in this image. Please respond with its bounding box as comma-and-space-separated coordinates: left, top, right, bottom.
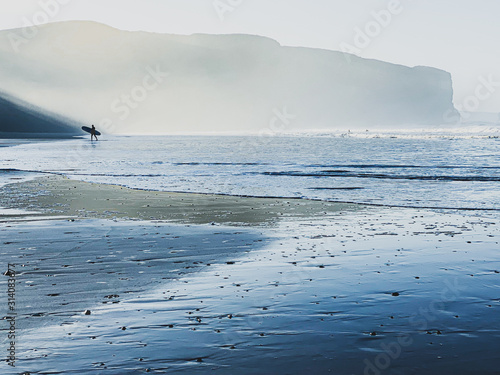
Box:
1, 0, 499, 112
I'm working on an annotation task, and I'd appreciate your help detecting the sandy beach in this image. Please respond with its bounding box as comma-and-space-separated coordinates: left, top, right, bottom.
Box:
0, 174, 498, 374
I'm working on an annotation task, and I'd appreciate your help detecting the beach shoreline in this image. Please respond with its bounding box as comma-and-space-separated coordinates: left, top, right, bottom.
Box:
0, 174, 363, 225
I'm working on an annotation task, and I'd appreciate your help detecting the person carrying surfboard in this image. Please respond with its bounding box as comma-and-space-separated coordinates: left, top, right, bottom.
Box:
91, 125, 98, 141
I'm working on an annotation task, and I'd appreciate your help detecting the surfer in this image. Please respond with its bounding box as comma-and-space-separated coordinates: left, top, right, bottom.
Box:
91, 125, 98, 141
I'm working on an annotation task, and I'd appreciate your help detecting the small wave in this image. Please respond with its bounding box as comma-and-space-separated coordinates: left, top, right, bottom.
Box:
0, 169, 166, 178
67, 173, 165, 178
173, 162, 267, 166
304, 164, 500, 170
262, 171, 500, 182
0, 168, 56, 175
309, 187, 364, 190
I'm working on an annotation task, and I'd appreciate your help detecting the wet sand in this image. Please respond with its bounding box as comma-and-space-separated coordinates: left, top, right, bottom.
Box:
0, 176, 499, 374
0, 174, 360, 225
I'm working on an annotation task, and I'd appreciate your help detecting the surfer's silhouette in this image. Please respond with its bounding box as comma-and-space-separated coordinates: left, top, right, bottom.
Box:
91, 125, 98, 141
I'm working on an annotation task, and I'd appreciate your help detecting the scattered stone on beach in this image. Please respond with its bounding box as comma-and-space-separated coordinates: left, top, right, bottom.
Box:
426, 330, 443, 335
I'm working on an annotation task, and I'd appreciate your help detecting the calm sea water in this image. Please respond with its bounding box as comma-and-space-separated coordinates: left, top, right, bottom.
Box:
0, 135, 499, 210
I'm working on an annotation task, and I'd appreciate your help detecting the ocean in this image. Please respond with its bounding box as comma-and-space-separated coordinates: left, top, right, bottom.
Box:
1, 134, 499, 210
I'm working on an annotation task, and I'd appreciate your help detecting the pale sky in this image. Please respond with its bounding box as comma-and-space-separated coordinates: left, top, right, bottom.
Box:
1, 0, 499, 112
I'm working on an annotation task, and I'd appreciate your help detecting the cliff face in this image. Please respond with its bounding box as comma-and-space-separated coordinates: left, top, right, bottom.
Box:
0, 21, 457, 134
0, 93, 80, 138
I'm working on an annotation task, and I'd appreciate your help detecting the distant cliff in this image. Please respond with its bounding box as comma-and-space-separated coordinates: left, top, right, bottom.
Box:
0, 21, 458, 134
